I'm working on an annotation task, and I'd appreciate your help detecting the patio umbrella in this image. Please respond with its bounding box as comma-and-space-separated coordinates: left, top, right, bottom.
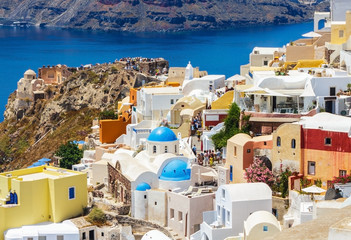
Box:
302, 31, 321, 38
302, 185, 326, 194
302, 185, 326, 200
91, 125, 99, 129
302, 31, 321, 44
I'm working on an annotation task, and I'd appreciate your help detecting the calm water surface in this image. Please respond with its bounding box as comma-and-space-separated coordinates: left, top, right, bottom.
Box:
0, 22, 313, 120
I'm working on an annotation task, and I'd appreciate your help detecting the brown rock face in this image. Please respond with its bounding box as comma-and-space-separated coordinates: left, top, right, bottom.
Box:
0, 0, 329, 32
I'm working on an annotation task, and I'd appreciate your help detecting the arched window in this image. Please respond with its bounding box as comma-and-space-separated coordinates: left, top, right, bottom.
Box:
291, 139, 296, 149
153, 145, 156, 154
165, 146, 168, 153
277, 137, 281, 147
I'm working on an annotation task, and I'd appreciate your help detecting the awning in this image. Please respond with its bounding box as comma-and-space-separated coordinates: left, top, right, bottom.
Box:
249, 117, 300, 123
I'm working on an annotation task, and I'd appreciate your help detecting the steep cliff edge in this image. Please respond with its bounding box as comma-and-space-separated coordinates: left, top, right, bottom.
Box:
0, 0, 329, 32
0, 60, 167, 171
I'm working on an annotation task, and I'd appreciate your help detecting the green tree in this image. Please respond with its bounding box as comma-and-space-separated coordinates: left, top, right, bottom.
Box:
211, 103, 250, 149
86, 207, 106, 226
56, 141, 83, 169
99, 110, 118, 120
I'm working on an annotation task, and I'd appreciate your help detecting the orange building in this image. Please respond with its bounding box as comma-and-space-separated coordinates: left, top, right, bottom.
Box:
300, 113, 351, 186
225, 133, 273, 183
99, 116, 131, 144
38, 65, 70, 85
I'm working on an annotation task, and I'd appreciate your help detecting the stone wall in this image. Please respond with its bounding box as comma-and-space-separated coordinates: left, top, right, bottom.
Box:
108, 163, 131, 205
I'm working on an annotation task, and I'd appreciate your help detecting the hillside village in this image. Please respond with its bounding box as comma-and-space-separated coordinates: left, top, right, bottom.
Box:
2, 0, 351, 240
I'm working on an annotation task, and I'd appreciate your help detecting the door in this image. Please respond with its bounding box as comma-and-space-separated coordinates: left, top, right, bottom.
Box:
325, 101, 334, 113
89, 230, 95, 240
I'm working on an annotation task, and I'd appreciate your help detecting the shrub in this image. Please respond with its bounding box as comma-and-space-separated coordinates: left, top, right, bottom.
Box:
86, 207, 106, 226
55, 141, 83, 169
99, 110, 118, 120
244, 158, 275, 187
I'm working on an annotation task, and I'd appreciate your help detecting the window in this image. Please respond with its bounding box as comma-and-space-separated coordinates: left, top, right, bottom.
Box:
178, 211, 183, 222
227, 210, 230, 223
101, 233, 104, 237
264, 141, 267, 146
308, 161, 316, 175
57, 236, 64, 240
325, 138, 332, 145
277, 137, 281, 147
263, 60, 268, 66
68, 187, 75, 200
263, 226, 268, 231
339, 30, 344, 38
28, 238, 34, 240
194, 224, 200, 232
340, 170, 347, 177
170, 208, 175, 219
39, 237, 47, 240
154, 201, 157, 205
247, 149, 251, 153
222, 189, 225, 199
82, 232, 86, 240
330, 87, 336, 96
291, 139, 296, 149
230, 165, 233, 181
165, 146, 168, 153
144, 195, 147, 199
153, 145, 157, 153
234, 146, 237, 157
272, 208, 278, 218
217, 205, 220, 216
175, 145, 177, 153
170, 99, 174, 104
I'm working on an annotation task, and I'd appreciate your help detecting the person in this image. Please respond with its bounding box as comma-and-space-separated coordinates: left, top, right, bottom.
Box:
197, 130, 201, 142
192, 145, 197, 156
204, 150, 209, 166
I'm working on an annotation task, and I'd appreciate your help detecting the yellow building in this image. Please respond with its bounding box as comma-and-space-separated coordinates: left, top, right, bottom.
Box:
330, 11, 351, 45
271, 123, 301, 174
0, 166, 87, 240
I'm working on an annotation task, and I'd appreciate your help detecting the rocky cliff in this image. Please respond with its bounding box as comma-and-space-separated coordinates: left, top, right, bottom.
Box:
0, 0, 329, 32
0, 59, 167, 171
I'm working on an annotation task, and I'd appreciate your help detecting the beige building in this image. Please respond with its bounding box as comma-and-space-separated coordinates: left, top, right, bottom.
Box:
38, 64, 70, 85
168, 66, 207, 85
170, 96, 205, 126
167, 188, 215, 239
271, 123, 301, 174
286, 32, 330, 62
225, 133, 272, 184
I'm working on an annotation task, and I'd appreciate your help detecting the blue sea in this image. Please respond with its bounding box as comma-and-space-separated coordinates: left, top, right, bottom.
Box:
0, 22, 313, 120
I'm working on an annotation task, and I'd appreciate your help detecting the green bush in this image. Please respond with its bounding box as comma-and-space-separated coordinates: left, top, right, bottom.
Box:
99, 110, 118, 120
55, 141, 83, 169
86, 207, 106, 226
211, 103, 250, 149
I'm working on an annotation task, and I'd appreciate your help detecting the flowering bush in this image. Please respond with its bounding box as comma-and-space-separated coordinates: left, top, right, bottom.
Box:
332, 175, 351, 184
244, 158, 275, 187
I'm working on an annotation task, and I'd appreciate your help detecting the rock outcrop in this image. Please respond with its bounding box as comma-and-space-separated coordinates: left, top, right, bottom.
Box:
0, 59, 167, 171
0, 0, 329, 32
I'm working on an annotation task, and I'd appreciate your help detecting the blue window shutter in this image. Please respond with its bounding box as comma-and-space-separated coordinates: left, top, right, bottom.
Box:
69, 187, 75, 199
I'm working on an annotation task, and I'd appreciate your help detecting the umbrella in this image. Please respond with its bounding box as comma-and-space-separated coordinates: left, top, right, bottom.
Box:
201, 171, 218, 178
91, 125, 99, 129
302, 185, 326, 194
302, 185, 326, 200
302, 31, 321, 38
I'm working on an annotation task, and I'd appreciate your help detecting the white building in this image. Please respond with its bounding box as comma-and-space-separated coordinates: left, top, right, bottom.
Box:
243, 211, 281, 240
191, 183, 272, 240
4, 221, 79, 240
141, 230, 171, 240
237, 69, 351, 115
182, 75, 226, 103
136, 87, 183, 122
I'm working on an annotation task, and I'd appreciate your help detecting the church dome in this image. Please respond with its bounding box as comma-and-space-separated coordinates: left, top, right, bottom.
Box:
147, 127, 177, 142
24, 69, 36, 76
159, 159, 191, 181
136, 182, 151, 191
